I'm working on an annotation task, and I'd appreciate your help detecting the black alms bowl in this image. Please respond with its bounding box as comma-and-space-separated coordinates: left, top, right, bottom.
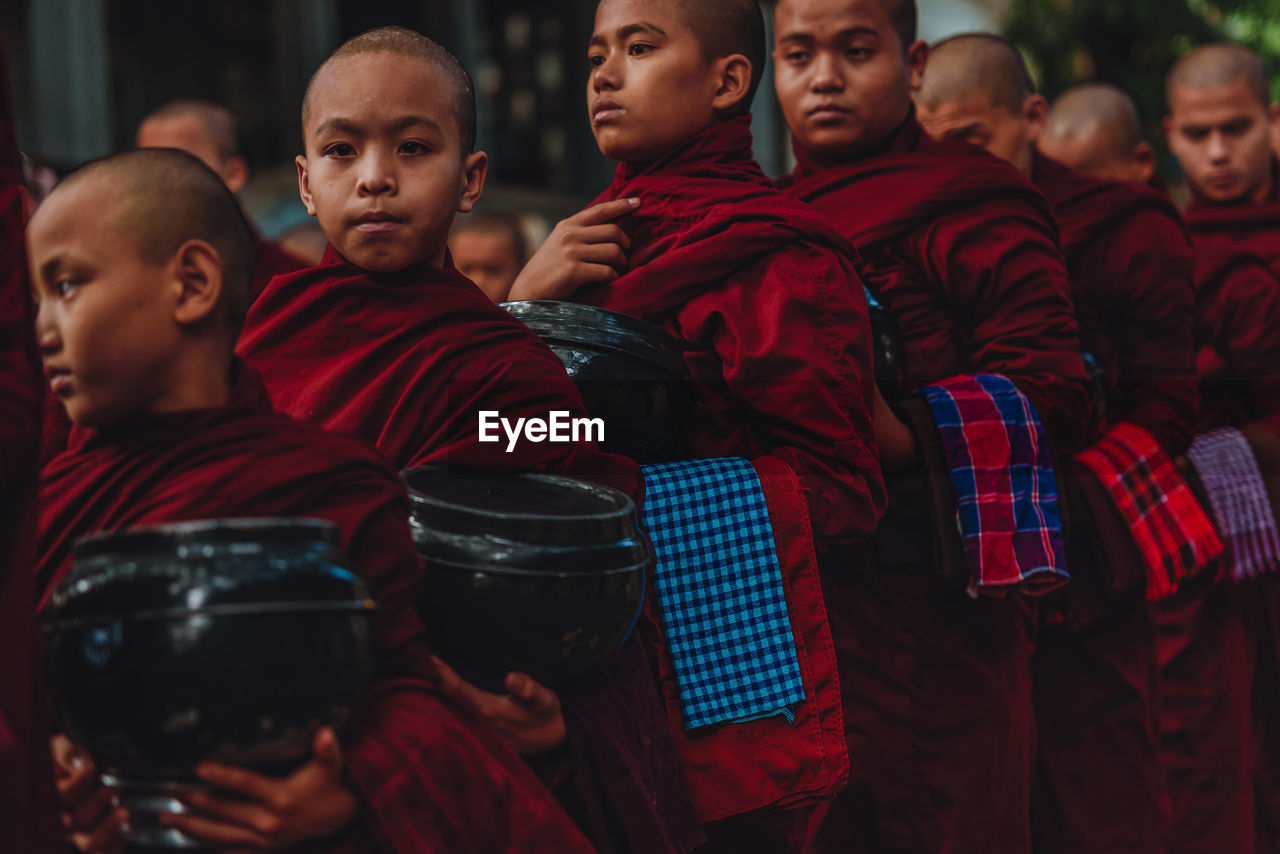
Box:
501, 300, 694, 463
404, 468, 649, 692
42, 518, 375, 785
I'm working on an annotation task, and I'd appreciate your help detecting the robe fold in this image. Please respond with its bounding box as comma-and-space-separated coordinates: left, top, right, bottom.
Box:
36, 365, 594, 853
779, 113, 1090, 854
0, 37, 61, 854
1026, 153, 1198, 854
238, 249, 700, 852
573, 116, 884, 841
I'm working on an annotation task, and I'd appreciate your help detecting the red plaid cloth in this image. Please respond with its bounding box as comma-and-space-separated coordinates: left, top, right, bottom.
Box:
1075, 422, 1223, 600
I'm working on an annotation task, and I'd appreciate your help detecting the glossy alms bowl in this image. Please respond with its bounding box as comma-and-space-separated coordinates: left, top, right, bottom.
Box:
404, 467, 649, 692
43, 518, 375, 785
501, 299, 694, 463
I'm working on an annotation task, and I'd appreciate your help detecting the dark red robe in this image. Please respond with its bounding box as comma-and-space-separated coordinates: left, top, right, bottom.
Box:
238, 251, 701, 853
1179, 182, 1280, 854
1028, 152, 1199, 854
36, 365, 594, 853
251, 231, 308, 303
780, 114, 1090, 854
575, 115, 885, 846
0, 37, 61, 854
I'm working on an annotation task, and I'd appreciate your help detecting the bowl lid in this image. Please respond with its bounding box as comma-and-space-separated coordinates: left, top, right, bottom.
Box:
402, 468, 640, 547
500, 300, 691, 380
48, 518, 371, 624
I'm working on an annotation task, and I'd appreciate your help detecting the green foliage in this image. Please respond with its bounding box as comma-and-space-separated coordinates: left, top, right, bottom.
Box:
1004, 0, 1280, 173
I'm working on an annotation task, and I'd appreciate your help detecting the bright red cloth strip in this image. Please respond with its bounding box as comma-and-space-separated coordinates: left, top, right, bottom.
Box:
1075, 422, 1223, 599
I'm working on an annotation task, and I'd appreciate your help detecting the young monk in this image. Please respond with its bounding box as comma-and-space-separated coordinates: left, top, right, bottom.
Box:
509, 0, 886, 848
450, 212, 528, 302
770, 1, 1092, 851
1164, 44, 1280, 854
914, 34, 1205, 854
28, 148, 595, 854
137, 100, 308, 300
1039, 84, 1160, 184
236, 28, 702, 854
0, 39, 60, 854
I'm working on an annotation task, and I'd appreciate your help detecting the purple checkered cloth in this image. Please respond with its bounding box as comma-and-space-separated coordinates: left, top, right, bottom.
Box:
1187, 428, 1280, 581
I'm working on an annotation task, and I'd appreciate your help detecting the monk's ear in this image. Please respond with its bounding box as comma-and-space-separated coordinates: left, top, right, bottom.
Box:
1162, 115, 1177, 150
296, 155, 317, 217
1133, 141, 1157, 184
457, 150, 489, 214
1022, 95, 1049, 143
171, 239, 223, 328
906, 40, 929, 91
221, 156, 250, 195
711, 54, 753, 114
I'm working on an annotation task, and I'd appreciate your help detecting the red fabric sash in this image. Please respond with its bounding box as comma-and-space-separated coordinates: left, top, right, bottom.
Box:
782, 117, 1055, 250
579, 115, 862, 317
237, 248, 639, 494
1075, 422, 1224, 599
1186, 163, 1280, 280
647, 457, 847, 822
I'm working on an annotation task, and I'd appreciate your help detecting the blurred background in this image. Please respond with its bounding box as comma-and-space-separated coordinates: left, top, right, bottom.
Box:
3, 0, 1278, 252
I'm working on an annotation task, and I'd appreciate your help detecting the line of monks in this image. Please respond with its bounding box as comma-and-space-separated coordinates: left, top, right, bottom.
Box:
3, 0, 1279, 851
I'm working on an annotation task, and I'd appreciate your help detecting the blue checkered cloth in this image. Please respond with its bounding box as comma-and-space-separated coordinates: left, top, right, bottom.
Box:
640, 458, 805, 730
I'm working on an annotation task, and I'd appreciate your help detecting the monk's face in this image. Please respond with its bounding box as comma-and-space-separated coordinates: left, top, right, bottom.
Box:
916, 89, 1041, 176
299, 52, 486, 273
451, 229, 521, 303
1038, 123, 1154, 184
28, 177, 185, 427
587, 0, 724, 163
773, 0, 924, 157
1166, 76, 1278, 204
137, 115, 247, 194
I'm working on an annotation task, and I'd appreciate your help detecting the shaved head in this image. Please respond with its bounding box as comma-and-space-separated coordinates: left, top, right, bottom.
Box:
140, 99, 239, 161
303, 26, 477, 153
1045, 84, 1145, 154
917, 33, 1033, 115
674, 0, 768, 113
1167, 43, 1270, 109
885, 0, 917, 53
56, 149, 255, 334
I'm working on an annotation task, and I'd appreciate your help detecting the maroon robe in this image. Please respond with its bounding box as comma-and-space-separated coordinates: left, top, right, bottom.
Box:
0, 37, 61, 854
238, 251, 701, 853
1179, 180, 1280, 854
780, 114, 1091, 854
36, 365, 594, 853
1029, 152, 1198, 854
576, 115, 885, 847
251, 231, 308, 302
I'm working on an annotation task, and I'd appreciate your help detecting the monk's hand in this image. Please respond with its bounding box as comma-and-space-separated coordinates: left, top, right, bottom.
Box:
161, 726, 356, 852
432, 655, 567, 755
51, 733, 129, 854
507, 197, 639, 301
872, 385, 918, 471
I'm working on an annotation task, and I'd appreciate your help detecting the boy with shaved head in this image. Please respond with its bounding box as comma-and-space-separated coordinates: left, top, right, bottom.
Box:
771, 1, 1092, 851
1164, 43, 1280, 854
1040, 84, 1159, 184
916, 33, 1207, 854
137, 99, 307, 300
237, 27, 701, 854
28, 148, 596, 854
511, 0, 885, 848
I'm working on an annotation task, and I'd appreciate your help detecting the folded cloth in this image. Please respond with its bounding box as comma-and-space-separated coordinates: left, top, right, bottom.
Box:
1187, 427, 1280, 582
1077, 422, 1224, 598
917, 373, 1069, 597
640, 457, 806, 731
